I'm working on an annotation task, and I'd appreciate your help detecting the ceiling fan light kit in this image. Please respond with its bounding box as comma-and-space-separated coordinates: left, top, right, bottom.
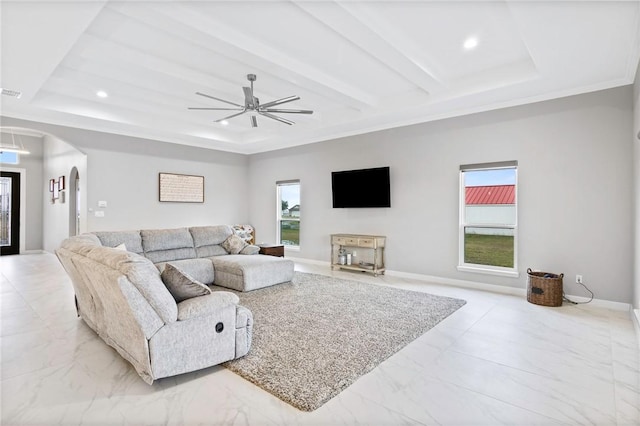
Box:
188, 74, 313, 127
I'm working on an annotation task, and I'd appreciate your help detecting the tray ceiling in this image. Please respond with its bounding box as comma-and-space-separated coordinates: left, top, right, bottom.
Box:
1, 1, 639, 154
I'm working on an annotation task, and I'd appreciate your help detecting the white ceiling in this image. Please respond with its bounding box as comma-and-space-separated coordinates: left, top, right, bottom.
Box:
1, 1, 639, 154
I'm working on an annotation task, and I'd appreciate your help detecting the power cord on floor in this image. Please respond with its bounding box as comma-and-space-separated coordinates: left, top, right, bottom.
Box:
563, 281, 594, 305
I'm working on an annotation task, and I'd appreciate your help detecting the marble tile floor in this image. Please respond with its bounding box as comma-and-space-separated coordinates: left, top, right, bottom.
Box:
1, 252, 639, 425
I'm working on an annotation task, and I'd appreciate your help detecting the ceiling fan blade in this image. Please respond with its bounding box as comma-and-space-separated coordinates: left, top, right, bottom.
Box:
261, 108, 313, 114
192, 75, 311, 128
196, 92, 244, 108
214, 110, 247, 123
188, 107, 244, 111
258, 111, 294, 125
259, 96, 300, 109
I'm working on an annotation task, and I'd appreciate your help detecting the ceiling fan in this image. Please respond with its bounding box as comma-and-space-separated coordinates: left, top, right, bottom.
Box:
188, 74, 313, 127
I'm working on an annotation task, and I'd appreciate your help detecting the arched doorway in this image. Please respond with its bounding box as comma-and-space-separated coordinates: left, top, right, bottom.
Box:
69, 167, 80, 236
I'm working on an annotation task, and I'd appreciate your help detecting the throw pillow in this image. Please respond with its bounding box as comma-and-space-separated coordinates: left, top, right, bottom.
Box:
222, 233, 247, 254
114, 243, 127, 251
161, 263, 212, 303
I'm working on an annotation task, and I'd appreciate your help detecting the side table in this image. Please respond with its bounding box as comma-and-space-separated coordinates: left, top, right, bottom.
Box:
259, 244, 285, 257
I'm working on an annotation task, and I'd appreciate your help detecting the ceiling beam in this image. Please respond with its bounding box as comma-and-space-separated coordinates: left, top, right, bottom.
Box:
108, 2, 376, 110
336, 1, 451, 89
293, 1, 442, 95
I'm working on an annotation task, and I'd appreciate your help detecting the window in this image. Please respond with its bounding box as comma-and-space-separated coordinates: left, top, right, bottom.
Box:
0, 152, 19, 164
276, 180, 300, 248
459, 161, 518, 277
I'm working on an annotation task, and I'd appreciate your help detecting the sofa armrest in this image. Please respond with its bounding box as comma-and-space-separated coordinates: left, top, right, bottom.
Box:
240, 245, 260, 255
177, 291, 239, 321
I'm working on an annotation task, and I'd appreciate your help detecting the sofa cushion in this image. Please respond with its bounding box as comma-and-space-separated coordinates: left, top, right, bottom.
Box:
141, 228, 196, 263
161, 263, 212, 303
211, 255, 294, 291
60, 234, 101, 251
195, 245, 228, 258
84, 246, 178, 323
190, 226, 233, 258
177, 291, 239, 321
155, 258, 215, 285
222, 234, 247, 254
95, 231, 144, 254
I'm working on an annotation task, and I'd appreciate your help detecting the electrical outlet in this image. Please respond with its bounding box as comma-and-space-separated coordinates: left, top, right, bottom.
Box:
576, 275, 583, 284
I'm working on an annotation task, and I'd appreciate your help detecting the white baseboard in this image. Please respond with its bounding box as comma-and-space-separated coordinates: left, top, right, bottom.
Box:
288, 256, 330, 267
21, 249, 44, 254
391, 269, 630, 311
386, 268, 525, 296
633, 310, 640, 349
290, 257, 630, 311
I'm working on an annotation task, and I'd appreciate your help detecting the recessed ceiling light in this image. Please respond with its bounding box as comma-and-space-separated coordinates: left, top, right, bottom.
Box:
463, 37, 478, 50
96, 90, 108, 98
220, 120, 229, 126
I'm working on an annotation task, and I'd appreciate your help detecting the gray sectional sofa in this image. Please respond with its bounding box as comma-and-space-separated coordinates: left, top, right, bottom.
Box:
56, 225, 294, 384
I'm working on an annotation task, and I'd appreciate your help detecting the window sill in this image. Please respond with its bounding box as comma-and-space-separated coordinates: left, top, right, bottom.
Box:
457, 265, 520, 278
284, 246, 300, 252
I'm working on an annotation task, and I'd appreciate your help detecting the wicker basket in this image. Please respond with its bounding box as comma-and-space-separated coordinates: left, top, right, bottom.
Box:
526, 268, 563, 307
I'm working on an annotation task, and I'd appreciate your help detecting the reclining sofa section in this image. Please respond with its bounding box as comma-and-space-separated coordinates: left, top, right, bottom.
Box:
56, 225, 294, 384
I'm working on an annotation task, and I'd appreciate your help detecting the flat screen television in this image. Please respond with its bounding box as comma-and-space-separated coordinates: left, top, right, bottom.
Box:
332, 166, 391, 208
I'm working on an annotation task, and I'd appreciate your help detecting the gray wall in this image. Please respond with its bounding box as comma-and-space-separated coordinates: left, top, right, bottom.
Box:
249, 86, 634, 303
1, 86, 634, 303
82, 147, 248, 232
1, 117, 249, 252
0, 133, 44, 251
42, 134, 87, 252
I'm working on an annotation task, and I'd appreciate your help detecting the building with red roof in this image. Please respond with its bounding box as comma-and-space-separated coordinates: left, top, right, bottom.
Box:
465, 185, 515, 205
465, 185, 516, 235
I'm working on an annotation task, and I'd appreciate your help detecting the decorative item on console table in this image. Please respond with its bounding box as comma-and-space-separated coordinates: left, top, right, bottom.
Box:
259, 244, 285, 257
331, 234, 386, 276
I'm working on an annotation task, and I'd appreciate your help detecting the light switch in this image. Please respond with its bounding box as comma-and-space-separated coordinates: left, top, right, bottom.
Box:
95, 211, 105, 217
98, 201, 107, 208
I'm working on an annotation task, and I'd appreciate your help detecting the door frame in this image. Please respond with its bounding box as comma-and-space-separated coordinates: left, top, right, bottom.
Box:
0, 167, 26, 253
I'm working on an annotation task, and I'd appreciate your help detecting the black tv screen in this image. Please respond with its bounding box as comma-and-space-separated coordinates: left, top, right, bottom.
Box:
332, 167, 391, 208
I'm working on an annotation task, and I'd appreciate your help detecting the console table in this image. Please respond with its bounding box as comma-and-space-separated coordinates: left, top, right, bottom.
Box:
331, 233, 386, 276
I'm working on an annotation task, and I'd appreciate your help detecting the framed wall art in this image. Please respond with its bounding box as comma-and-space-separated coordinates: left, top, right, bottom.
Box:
159, 172, 204, 203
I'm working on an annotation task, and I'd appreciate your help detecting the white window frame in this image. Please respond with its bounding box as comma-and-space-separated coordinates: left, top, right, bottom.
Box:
276, 180, 300, 250
457, 161, 519, 278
